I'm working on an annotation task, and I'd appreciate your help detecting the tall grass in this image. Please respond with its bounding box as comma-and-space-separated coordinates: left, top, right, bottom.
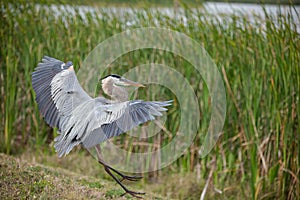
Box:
0, 2, 299, 199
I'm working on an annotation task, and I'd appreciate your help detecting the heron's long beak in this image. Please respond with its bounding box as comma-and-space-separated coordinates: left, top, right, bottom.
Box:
121, 78, 145, 87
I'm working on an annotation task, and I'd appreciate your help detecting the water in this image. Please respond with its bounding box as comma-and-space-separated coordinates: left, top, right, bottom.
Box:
204, 2, 298, 16
202, 3, 299, 32
43, 3, 300, 32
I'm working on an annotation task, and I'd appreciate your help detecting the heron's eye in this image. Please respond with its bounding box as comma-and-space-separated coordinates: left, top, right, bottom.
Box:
114, 82, 125, 87
113, 78, 126, 87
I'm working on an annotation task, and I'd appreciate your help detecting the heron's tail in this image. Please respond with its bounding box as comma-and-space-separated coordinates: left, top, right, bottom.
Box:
54, 131, 81, 158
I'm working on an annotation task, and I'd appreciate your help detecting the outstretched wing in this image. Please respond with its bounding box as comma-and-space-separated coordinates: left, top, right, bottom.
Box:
32, 56, 92, 130
81, 100, 173, 149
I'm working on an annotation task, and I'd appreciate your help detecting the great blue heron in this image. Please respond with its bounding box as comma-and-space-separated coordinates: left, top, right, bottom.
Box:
31, 56, 172, 198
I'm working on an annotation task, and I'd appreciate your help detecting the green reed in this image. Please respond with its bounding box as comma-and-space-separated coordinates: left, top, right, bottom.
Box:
0, 2, 299, 199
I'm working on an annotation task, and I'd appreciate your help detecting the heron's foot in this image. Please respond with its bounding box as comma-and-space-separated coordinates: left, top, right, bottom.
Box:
119, 174, 143, 182
121, 189, 146, 199
102, 163, 143, 182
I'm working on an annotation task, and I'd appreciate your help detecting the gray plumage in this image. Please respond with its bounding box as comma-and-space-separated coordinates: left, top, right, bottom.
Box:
32, 56, 172, 157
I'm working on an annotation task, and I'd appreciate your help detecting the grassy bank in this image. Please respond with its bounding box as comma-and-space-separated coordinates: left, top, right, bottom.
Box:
0, 153, 162, 199
0, 1, 299, 199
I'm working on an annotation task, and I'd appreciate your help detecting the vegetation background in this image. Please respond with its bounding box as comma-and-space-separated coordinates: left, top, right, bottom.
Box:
0, 0, 299, 199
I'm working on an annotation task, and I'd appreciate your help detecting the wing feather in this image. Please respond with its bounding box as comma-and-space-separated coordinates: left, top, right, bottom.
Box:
32, 56, 66, 127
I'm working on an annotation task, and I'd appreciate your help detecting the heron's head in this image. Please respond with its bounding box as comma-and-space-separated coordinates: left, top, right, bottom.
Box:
101, 74, 145, 88
101, 74, 144, 101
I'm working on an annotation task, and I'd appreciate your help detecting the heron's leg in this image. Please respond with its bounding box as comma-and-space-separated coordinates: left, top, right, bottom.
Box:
94, 145, 145, 198
95, 144, 142, 182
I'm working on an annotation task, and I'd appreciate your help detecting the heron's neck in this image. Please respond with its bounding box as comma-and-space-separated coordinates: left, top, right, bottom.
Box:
102, 80, 128, 102
111, 86, 128, 102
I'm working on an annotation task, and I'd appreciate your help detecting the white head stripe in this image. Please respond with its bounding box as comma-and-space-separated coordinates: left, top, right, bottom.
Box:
61, 63, 65, 69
